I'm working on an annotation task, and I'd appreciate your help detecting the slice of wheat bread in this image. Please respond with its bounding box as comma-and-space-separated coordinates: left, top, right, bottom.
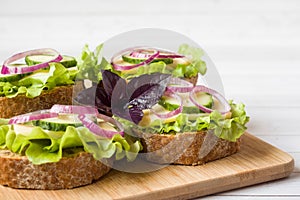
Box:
140, 131, 241, 165
0, 83, 84, 118
0, 148, 111, 190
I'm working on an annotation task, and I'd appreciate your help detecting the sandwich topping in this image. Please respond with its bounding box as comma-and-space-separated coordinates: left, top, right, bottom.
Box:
110, 45, 207, 79
76, 68, 249, 143
1, 48, 62, 74
74, 43, 207, 83
0, 48, 77, 98
0, 104, 142, 165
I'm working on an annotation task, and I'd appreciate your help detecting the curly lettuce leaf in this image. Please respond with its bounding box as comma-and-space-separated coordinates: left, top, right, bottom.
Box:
76, 44, 112, 82
0, 125, 141, 165
0, 63, 75, 98
178, 44, 207, 76
118, 101, 249, 142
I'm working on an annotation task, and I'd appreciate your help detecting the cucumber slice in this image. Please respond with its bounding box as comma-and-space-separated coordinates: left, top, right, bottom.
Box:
98, 121, 118, 132
122, 55, 173, 64
0, 64, 27, 82
159, 92, 213, 114
0, 73, 24, 82
25, 55, 77, 68
21, 67, 77, 82
186, 113, 209, 121
32, 114, 84, 131
19, 70, 51, 84
182, 92, 213, 113
13, 124, 35, 135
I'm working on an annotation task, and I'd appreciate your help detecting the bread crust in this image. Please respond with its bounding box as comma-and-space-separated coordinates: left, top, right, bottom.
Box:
0, 85, 75, 118
140, 131, 241, 165
0, 149, 111, 190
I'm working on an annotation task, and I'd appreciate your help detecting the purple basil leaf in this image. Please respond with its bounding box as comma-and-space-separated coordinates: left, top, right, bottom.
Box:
94, 71, 126, 115
128, 73, 171, 110
128, 73, 171, 100
111, 76, 130, 120
111, 72, 171, 124
74, 85, 113, 116
129, 106, 144, 124
95, 86, 111, 107
74, 86, 97, 106
129, 84, 167, 110
101, 70, 124, 97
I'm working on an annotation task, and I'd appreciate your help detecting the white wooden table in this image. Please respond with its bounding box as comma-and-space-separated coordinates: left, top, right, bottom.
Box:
1, 0, 299, 199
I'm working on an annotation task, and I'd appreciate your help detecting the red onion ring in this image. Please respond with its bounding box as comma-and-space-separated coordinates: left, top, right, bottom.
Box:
189, 85, 231, 114
130, 48, 184, 59
50, 105, 98, 115
166, 77, 194, 93
112, 47, 160, 71
9, 110, 58, 124
1, 48, 63, 75
151, 91, 183, 119
78, 114, 124, 138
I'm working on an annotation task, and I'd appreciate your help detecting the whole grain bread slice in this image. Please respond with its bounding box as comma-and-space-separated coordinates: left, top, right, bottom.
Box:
0, 83, 84, 118
0, 148, 111, 190
139, 131, 241, 165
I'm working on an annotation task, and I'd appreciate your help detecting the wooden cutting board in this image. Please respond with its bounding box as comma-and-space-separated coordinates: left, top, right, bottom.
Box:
0, 133, 294, 200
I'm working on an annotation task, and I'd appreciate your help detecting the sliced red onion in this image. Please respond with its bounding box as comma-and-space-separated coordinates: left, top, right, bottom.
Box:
166, 77, 194, 93
112, 48, 159, 71
151, 91, 183, 119
50, 105, 98, 115
130, 48, 184, 59
189, 85, 231, 114
9, 110, 58, 124
78, 114, 124, 138
1, 48, 62, 75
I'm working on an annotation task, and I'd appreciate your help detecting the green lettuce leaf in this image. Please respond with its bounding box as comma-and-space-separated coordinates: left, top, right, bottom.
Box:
0, 125, 9, 148
0, 125, 141, 165
0, 118, 9, 125
118, 101, 249, 142
178, 44, 207, 76
76, 44, 112, 82
0, 63, 75, 98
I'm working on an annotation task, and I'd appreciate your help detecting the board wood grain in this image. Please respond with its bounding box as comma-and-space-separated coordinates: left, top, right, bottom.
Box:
0, 133, 294, 200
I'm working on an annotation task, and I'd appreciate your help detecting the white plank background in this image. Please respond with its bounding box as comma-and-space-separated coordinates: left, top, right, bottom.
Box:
0, 0, 299, 199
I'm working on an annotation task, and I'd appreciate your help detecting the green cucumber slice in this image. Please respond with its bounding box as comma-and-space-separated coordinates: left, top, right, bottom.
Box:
13, 124, 35, 136
97, 118, 118, 132
122, 55, 173, 64
32, 114, 84, 131
0, 64, 27, 82
158, 92, 213, 113
25, 55, 77, 68
0, 73, 24, 82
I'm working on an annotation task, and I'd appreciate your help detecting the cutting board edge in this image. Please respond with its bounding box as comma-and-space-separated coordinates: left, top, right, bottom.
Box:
118, 159, 294, 200
116, 133, 295, 200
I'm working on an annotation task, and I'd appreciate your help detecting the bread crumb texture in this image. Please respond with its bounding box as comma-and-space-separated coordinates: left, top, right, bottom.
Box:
0, 85, 74, 118
141, 131, 241, 165
0, 150, 111, 189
